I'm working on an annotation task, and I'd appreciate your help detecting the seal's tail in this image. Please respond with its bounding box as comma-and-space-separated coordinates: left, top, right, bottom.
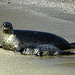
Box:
70, 43, 75, 49
62, 42, 75, 55
60, 51, 75, 55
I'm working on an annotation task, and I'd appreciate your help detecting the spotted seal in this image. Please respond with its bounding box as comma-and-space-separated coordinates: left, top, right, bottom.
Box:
0, 22, 75, 56
22, 44, 75, 56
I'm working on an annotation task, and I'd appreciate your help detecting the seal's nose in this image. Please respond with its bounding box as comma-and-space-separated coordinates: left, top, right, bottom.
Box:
2, 22, 11, 31
3, 28, 8, 31
2, 22, 13, 33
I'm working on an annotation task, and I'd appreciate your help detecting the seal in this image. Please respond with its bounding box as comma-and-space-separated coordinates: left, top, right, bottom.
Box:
0, 22, 75, 56
22, 44, 75, 56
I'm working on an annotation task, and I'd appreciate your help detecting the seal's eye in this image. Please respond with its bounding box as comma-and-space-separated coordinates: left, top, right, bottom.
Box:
3, 24, 11, 27
7, 24, 10, 27
2, 22, 12, 29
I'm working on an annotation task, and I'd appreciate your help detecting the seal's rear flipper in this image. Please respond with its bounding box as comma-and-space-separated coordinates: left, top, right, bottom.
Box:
60, 51, 75, 55
70, 43, 75, 49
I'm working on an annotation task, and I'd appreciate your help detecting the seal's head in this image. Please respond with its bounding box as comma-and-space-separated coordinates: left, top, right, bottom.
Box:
1, 22, 13, 34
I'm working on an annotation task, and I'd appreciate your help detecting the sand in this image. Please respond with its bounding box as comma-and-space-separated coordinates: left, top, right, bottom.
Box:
0, 0, 75, 75
0, 48, 75, 75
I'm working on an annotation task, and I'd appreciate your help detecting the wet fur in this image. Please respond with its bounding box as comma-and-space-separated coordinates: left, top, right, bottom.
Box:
0, 22, 75, 56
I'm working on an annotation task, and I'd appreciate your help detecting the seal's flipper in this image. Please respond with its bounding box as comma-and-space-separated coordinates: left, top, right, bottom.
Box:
59, 50, 75, 55
70, 43, 75, 49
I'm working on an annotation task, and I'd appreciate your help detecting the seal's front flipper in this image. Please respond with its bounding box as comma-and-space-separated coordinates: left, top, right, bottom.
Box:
14, 50, 21, 55
13, 47, 21, 55
70, 43, 75, 49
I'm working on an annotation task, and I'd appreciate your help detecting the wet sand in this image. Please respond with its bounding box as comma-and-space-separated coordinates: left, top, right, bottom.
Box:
0, 48, 75, 75
0, 1, 75, 75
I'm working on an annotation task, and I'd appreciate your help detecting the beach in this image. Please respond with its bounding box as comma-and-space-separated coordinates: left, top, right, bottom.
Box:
0, 0, 75, 75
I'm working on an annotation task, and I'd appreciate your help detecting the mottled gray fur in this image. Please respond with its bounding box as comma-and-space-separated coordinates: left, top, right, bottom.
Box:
0, 22, 75, 56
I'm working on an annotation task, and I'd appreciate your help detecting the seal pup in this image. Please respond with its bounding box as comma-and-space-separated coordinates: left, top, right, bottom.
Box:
0, 22, 75, 56
22, 44, 75, 56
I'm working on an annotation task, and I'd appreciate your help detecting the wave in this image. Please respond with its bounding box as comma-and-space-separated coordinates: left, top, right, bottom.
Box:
5, 0, 74, 14
1, 0, 75, 14
7, 0, 75, 4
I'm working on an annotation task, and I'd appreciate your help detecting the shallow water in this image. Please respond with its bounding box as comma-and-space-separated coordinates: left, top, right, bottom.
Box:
0, 0, 75, 75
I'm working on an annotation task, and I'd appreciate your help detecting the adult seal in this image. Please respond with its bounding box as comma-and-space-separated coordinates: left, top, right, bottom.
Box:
0, 22, 75, 56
